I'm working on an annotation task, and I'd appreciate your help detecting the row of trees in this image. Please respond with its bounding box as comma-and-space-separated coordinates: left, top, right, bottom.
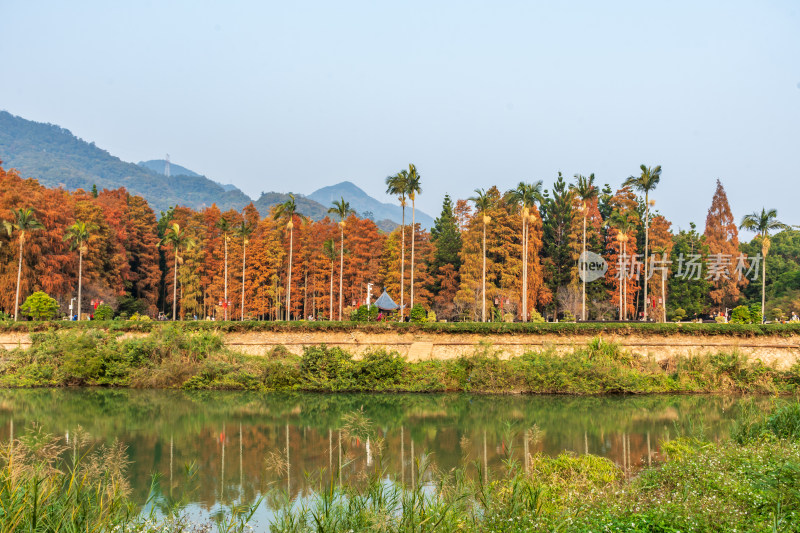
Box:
0, 161, 796, 323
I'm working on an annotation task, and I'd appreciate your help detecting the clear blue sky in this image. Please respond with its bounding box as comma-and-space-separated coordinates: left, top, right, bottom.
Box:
2, 0, 798, 233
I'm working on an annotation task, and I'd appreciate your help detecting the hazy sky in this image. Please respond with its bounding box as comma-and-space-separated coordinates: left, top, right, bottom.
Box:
2, 0, 798, 233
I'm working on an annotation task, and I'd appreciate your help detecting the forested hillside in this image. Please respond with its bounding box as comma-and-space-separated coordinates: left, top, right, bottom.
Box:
0, 111, 251, 213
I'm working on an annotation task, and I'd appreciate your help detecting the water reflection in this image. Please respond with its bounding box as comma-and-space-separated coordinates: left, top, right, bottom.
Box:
0, 390, 773, 523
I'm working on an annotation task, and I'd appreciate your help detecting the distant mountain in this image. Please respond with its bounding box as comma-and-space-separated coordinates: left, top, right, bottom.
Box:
308, 181, 434, 229
139, 158, 240, 193
253, 192, 329, 220
138, 159, 200, 177
253, 191, 400, 233
0, 111, 251, 213
0, 111, 426, 229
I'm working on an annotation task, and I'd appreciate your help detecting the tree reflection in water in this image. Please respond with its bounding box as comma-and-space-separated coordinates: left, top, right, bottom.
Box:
0, 389, 773, 524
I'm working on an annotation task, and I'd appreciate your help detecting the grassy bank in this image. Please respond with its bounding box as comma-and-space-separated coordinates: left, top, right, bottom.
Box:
1, 327, 798, 393
1, 319, 800, 337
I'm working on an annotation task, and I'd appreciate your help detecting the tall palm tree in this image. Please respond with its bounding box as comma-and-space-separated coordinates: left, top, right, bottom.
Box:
573, 174, 598, 321
328, 197, 356, 321
739, 208, 790, 324
469, 189, 495, 322
653, 245, 669, 323
608, 212, 636, 321
274, 195, 303, 321
3, 208, 44, 321
623, 164, 661, 321
233, 219, 255, 321
386, 170, 410, 319
160, 223, 196, 320
216, 217, 233, 320
63, 220, 98, 321
322, 238, 337, 320
505, 180, 543, 322
406, 164, 422, 311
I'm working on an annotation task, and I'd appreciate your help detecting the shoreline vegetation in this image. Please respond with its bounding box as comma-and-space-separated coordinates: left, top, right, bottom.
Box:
1, 319, 800, 336
0, 326, 798, 393
2, 400, 799, 531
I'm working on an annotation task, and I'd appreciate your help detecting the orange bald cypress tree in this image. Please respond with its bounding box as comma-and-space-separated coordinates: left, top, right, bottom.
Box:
0, 166, 74, 312
648, 214, 674, 322
604, 187, 640, 320
704, 180, 746, 312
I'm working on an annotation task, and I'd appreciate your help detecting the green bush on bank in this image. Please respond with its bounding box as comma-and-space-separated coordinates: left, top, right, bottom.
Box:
2, 319, 800, 337
0, 328, 797, 394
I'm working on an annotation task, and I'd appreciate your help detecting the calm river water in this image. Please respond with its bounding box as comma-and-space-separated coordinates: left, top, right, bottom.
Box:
0, 390, 771, 526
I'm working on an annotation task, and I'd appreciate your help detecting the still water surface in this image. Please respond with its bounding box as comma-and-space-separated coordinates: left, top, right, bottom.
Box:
0, 390, 769, 525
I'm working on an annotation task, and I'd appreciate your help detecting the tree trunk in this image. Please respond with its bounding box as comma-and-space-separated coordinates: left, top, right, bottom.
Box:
172, 250, 178, 320
77, 248, 83, 321
224, 237, 228, 320
13, 239, 23, 322
482, 221, 487, 323
619, 241, 624, 321
286, 225, 293, 321
582, 213, 587, 321
241, 240, 246, 320
643, 196, 649, 322
661, 264, 667, 323
329, 261, 334, 320
623, 241, 627, 320
400, 204, 405, 320
762, 254, 767, 324
521, 216, 527, 322
339, 225, 344, 321
410, 199, 416, 311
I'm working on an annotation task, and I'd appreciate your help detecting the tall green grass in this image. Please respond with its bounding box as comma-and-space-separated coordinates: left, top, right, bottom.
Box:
0, 425, 135, 531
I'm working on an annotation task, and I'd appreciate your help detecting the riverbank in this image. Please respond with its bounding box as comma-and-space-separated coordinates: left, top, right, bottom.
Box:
0, 327, 797, 393
2, 320, 799, 370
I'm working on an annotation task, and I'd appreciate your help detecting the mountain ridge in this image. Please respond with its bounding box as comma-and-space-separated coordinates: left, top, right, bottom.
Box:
0, 111, 428, 228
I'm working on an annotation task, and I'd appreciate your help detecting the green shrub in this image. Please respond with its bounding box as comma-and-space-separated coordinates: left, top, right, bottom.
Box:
671, 307, 687, 322
353, 350, 405, 389
409, 304, 427, 323
351, 304, 378, 322
749, 303, 763, 325
529, 309, 546, 323
730, 305, 752, 324
300, 345, 355, 390
94, 303, 114, 320
20, 291, 59, 320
